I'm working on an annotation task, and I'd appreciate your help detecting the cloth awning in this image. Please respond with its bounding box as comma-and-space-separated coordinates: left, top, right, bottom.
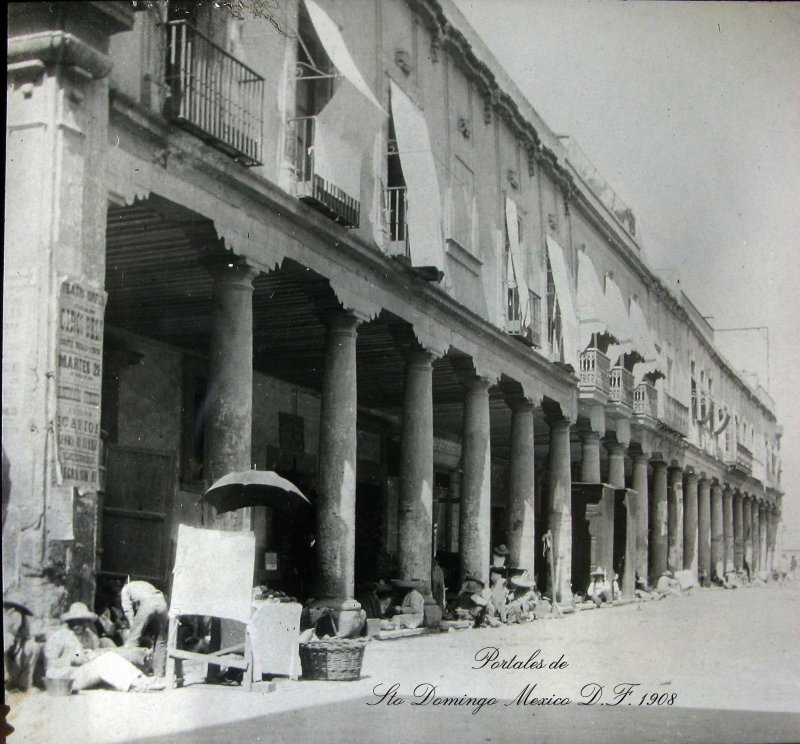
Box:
545, 235, 579, 368
629, 297, 661, 383
390, 80, 445, 272
575, 250, 607, 349
304, 0, 386, 198
505, 196, 529, 326
603, 275, 634, 363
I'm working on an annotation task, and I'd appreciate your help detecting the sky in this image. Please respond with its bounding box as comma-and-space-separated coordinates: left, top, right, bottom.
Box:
454, 0, 800, 548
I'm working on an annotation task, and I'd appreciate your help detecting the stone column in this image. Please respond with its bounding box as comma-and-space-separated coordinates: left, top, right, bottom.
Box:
547, 416, 573, 604
605, 441, 626, 488
722, 486, 734, 574
751, 499, 761, 574
632, 452, 650, 585
398, 350, 435, 589
710, 481, 724, 579
459, 376, 492, 585
650, 459, 668, 581
733, 491, 744, 572
317, 313, 360, 599
580, 431, 602, 483
761, 505, 770, 572
697, 476, 711, 585
204, 261, 259, 530
4, 4, 134, 615
506, 398, 536, 573
682, 469, 698, 574
742, 496, 752, 577
767, 507, 779, 573
667, 464, 684, 572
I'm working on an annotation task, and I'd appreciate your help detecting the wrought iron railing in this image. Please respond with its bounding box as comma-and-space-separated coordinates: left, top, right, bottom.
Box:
633, 381, 657, 418
661, 392, 689, 437
384, 186, 409, 257
609, 366, 634, 408
736, 442, 754, 474
287, 115, 360, 227
579, 348, 611, 394
164, 20, 264, 166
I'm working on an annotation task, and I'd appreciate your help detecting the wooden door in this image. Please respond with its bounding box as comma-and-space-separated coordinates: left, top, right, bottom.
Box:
100, 446, 174, 590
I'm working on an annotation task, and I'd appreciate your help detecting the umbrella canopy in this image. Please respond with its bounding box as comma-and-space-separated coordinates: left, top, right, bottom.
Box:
201, 470, 311, 515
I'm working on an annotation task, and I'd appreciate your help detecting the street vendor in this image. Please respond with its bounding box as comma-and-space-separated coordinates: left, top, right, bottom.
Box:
505, 575, 538, 623
489, 567, 509, 623
491, 544, 510, 572
356, 580, 393, 619
4, 591, 42, 692
121, 579, 169, 677
384, 579, 425, 629
655, 570, 682, 597
45, 602, 163, 692
585, 567, 616, 606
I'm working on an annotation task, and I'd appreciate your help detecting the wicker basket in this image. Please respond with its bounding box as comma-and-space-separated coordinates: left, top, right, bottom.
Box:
299, 638, 368, 681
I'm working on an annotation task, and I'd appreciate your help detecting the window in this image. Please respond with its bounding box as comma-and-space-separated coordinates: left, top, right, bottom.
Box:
385, 118, 409, 256
546, 253, 563, 358
451, 156, 475, 253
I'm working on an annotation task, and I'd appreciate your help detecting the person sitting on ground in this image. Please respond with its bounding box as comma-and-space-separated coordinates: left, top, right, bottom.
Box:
4, 591, 42, 692
586, 567, 614, 607
356, 580, 393, 620
120, 579, 169, 678
491, 544, 510, 574
381, 579, 425, 630
488, 567, 509, 623
95, 578, 128, 647
431, 556, 447, 615
634, 575, 657, 601
453, 574, 494, 627
655, 570, 682, 597
45, 602, 163, 692
505, 575, 538, 623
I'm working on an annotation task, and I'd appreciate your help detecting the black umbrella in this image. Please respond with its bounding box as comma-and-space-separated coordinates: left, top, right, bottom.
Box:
201, 470, 311, 515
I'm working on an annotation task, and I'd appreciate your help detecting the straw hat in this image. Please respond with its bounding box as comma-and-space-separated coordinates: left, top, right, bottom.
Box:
510, 576, 535, 589
391, 578, 422, 590
470, 593, 489, 607
373, 579, 393, 595
590, 566, 607, 578
463, 572, 485, 587
61, 602, 97, 623
3, 591, 32, 616
492, 544, 510, 556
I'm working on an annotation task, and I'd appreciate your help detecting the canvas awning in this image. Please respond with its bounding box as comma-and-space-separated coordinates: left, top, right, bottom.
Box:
304, 0, 386, 198
505, 196, 529, 326
545, 235, 579, 368
576, 250, 607, 349
390, 80, 445, 272
629, 297, 661, 383
603, 275, 634, 363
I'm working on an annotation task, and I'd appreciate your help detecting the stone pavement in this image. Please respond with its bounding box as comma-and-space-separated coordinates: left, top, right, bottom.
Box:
6, 583, 800, 744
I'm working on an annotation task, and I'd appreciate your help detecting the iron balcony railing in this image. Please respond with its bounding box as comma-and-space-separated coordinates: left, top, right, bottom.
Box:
506, 290, 542, 348
660, 392, 689, 437
164, 20, 264, 166
633, 381, 658, 418
609, 366, 634, 408
287, 115, 360, 228
735, 442, 754, 474
384, 186, 409, 258
579, 348, 611, 394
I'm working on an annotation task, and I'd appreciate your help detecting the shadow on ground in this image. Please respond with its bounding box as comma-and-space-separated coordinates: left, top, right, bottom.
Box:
127, 692, 800, 744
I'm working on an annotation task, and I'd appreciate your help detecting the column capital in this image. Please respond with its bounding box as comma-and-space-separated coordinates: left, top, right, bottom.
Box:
684, 468, 698, 484
406, 349, 436, 370
201, 253, 260, 287
324, 310, 362, 335
579, 428, 603, 445
631, 450, 651, 465
603, 439, 627, 455
504, 394, 536, 413
546, 416, 572, 434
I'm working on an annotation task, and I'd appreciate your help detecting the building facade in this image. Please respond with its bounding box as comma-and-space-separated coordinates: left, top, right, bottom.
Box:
4, 0, 783, 622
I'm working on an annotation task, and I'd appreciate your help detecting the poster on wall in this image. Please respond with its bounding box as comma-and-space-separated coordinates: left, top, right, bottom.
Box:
56, 278, 107, 489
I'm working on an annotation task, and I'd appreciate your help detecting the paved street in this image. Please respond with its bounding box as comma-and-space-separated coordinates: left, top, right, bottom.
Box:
7, 583, 800, 744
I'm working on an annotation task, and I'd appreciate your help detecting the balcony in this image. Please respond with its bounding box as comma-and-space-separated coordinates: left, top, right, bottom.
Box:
732, 442, 754, 476
633, 382, 658, 420
287, 116, 360, 228
384, 186, 409, 258
578, 348, 611, 399
609, 366, 634, 409
164, 20, 264, 166
660, 392, 689, 437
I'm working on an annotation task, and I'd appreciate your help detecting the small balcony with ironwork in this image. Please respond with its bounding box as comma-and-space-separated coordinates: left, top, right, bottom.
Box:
609, 366, 635, 413
164, 20, 265, 166
578, 348, 611, 403
727, 442, 754, 477
506, 288, 543, 348
633, 381, 658, 422
286, 116, 360, 228
384, 185, 410, 259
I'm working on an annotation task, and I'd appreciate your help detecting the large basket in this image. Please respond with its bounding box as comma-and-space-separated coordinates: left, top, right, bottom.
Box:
299, 638, 368, 681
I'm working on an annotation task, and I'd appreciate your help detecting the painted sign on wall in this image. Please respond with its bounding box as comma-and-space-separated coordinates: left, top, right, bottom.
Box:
56, 278, 107, 488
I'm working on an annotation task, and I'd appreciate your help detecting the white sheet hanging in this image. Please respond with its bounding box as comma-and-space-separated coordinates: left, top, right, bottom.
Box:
629, 297, 661, 382
505, 196, 529, 326
603, 275, 634, 362
545, 235, 579, 368
304, 0, 386, 200
390, 80, 445, 272
576, 250, 607, 349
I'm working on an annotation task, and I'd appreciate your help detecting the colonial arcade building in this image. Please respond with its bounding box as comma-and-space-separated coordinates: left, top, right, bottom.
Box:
4, 0, 783, 621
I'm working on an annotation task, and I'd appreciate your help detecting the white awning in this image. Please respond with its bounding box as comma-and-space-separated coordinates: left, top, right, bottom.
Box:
304, 0, 386, 199
390, 80, 445, 272
603, 275, 634, 363
576, 250, 607, 349
304, 0, 384, 111
545, 235, 579, 368
505, 196, 529, 326
629, 297, 661, 383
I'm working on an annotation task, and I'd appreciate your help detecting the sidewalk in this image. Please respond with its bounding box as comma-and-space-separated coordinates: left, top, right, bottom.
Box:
7, 582, 800, 744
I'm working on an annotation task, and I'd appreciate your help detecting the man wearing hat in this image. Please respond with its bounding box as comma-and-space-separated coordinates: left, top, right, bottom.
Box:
384, 579, 425, 629
120, 579, 169, 677
505, 575, 538, 624
4, 591, 42, 692
585, 567, 615, 607
655, 570, 682, 597
356, 580, 393, 620
491, 544, 510, 572
45, 602, 164, 692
